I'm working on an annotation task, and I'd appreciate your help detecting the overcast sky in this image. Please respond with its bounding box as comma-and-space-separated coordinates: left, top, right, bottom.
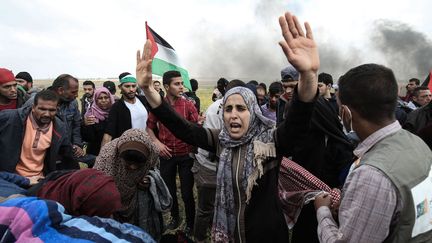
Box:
1, 0, 431, 83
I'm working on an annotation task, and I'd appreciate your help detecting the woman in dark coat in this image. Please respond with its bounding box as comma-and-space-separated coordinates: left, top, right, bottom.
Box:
136, 11, 320, 242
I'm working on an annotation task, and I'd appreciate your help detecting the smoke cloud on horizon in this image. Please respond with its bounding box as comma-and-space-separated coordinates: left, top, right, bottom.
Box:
185, 2, 432, 84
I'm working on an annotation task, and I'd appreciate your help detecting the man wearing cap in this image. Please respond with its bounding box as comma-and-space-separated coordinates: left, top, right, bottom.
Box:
276, 65, 299, 124
15, 71, 33, 91
0, 68, 29, 111
16, 71, 41, 97
102, 74, 149, 146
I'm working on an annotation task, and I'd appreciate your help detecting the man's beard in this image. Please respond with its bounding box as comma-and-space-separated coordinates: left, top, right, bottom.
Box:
60, 96, 72, 103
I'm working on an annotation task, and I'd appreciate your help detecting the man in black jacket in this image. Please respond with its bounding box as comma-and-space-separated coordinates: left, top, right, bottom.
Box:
0, 90, 78, 180
80, 80, 95, 118
102, 74, 149, 146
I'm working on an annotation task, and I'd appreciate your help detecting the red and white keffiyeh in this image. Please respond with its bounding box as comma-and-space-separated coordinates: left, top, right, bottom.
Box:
278, 157, 341, 229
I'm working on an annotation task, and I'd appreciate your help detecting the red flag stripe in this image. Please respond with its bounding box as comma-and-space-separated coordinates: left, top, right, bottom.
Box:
428, 71, 432, 92
145, 22, 158, 59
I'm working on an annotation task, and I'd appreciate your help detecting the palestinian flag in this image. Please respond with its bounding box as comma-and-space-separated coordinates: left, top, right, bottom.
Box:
421, 70, 432, 92
145, 22, 191, 90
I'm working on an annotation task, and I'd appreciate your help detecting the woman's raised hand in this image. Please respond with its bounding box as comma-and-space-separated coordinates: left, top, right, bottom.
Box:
136, 39, 162, 108
136, 40, 154, 89
278, 12, 319, 74
279, 12, 319, 102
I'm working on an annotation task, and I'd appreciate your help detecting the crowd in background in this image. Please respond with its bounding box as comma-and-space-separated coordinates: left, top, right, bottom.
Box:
0, 11, 431, 243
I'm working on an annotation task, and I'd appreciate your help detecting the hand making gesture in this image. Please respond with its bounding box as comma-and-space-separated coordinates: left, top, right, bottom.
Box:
279, 12, 320, 102
136, 40, 162, 108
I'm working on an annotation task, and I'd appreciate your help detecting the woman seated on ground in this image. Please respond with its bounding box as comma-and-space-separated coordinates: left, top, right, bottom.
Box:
27, 168, 122, 218
81, 87, 115, 156
94, 129, 172, 241
1, 168, 122, 218
135, 12, 319, 242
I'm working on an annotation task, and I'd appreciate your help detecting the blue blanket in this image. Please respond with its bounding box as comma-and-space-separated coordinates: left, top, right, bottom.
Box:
0, 196, 155, 242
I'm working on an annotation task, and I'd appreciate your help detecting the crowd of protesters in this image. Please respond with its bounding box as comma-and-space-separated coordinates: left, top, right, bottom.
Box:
0, 11, 431, 243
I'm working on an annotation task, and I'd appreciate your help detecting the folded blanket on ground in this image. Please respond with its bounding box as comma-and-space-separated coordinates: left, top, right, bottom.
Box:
0, 196, 155, 243
278, 157, 341, 229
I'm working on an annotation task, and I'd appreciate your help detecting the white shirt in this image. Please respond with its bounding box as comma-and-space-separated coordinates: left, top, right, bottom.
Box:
407, 101, 419, 110
195, 99, 223, 171
124, 98, 148, 130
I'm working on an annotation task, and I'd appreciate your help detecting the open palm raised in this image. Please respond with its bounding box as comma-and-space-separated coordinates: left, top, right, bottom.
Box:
279, 12, 320, 73
136, 40, 154, 89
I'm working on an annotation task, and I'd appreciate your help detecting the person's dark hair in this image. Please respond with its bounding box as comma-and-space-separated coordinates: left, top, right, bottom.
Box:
409, 78, 420, 85
163, 70, 181, 86
190, 79, 198, 92
119, 150, 147, 165
257, 83, 267, 93
226, 79, 246, 91
338, 63, 397, 124
268, 82, 283, 95
413, 86, 430, 97
119, 72, 131, 80
245, 83, 258, 98
154, 80, 161, 85
83, 80, 95, 88
217, 78, 228, 87
248, 80, 259, 86
34, 90, 59, 106
51, 74, 78, 91
318, 72, 333, 86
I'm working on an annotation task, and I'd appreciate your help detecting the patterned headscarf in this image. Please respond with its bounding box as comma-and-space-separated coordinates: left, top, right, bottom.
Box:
93, 129, 159, 224
212, 87, 276, 242
85, 87, 115, 123
278, 157, 341, 229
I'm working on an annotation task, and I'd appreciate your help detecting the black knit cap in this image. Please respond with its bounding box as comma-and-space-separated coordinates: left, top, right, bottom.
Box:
103, 80, 116, 93
15, 71, 33, 83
